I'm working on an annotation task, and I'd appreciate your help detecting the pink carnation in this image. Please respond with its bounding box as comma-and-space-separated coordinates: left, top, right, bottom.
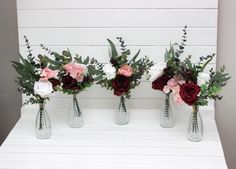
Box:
167, 78, 178, 90
40, 67, 57, 81
64, 63, 87, 82
63, 63, 74, 73
118, 64, 133, 77
163, 85, 170, 94
174, 94, 184, 104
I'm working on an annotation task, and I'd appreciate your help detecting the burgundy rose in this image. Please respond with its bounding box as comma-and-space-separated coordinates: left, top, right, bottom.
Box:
179, 82, 201, 106
49, 78, 60, 89
61, 75, 79, 91
112, 75, 131, 96
152, 74, 170, 91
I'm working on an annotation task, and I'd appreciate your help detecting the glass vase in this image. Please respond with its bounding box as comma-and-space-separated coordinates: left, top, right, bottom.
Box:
160, 93, 175, 128
68, 94, 83, 128
187, 105, 203, 142
115, 95, 129, 125
35, 101, 51, 139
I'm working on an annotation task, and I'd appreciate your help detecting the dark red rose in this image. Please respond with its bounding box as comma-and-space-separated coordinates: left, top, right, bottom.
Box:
48, 78, 60, 89
179, 82, 201, 106
152, 67, 173, 91
82, 76, 93, 83
61, 75, 79, 91
152, 74, 170, 91
112, 75, 131, 96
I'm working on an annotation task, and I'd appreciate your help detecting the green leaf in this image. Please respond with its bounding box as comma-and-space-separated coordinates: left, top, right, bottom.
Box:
131, 49, 140, 62
83, 56, 89, 65
200, 56, 214, 72
107, 38, 118, 58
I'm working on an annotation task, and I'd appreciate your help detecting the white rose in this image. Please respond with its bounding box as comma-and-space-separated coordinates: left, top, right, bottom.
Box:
34, 81, 53, 98
149, 62, 166, 82
102, 64, 116, 80
197, 72, 210, 86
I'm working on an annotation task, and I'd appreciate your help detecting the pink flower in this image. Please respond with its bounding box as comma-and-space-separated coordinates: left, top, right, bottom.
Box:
167, 78, 178, 90
63, 63, 74, 73
172, 85, 184, 104
118, 64, 133, 77
174, 94, 184, 104
163, 85, 170, 94
40, 67, 57, 81
64, 63, 87, 82
178, 80, 186, 85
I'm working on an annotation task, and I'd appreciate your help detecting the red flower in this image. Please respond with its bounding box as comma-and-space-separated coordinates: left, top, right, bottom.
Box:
48, 78, 60, 89
179, 82, 201, 106
112, 75, 131, 96
62, 75, 80, 91
152, 74, 170, 91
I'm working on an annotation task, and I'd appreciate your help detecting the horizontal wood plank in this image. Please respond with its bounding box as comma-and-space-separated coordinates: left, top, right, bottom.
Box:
18, 28, 217, 46
17, 9, 217, 28
17, 0, 218, 9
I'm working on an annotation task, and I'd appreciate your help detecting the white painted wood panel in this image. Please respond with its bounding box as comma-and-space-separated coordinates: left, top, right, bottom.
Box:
17, 0, 218, 109
18, 28, 217, 46
18, 9, 217, 28
17, 0, 218, 9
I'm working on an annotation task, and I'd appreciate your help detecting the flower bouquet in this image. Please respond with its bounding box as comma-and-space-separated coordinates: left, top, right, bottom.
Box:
97, 37, 153, 125
174, 54, 230, 141
41, 46, 98, 128
12, 37, 60, 139
148, 27, 187, 128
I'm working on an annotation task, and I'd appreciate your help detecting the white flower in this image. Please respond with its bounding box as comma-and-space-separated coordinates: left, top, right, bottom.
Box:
102, 64, 116, 80
198, 72, 210, 86
148, 62, 166, 82
34, 81, 53, 98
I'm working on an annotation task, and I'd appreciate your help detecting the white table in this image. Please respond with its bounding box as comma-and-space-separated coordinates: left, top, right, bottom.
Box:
0, 107, 227, 169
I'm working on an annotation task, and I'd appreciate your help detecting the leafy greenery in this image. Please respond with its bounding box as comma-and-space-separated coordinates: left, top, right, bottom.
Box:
12, 37, 51, 104
96, 37, 154, 99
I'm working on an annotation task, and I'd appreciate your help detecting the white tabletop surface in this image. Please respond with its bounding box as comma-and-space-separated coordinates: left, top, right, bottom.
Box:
0, 107, 227, 169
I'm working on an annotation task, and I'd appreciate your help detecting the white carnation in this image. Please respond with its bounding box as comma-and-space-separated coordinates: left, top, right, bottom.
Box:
34, 81, 53, 98
102, 64, 116, 80
198, 72, 210, 86
149, 62, 166, 82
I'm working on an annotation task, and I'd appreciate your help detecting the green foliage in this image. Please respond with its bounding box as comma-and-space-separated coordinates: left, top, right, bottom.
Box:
97, 37, 154, 99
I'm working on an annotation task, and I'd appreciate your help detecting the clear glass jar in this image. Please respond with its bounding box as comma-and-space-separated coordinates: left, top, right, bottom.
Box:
115, 95, 129, 125
187, 105, 203, 142
160, 93, 175, 128
35, 101, 51, 139
68, 94, 83, 128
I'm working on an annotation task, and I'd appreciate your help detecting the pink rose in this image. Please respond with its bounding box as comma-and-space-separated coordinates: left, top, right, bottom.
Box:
69, 64, 86, 82
40, 67, 57, 81
63, 63, 74, 73
118, 64, 133, 77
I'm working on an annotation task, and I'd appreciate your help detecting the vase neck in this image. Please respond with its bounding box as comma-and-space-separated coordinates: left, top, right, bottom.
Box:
73, 94, 77, 99
192, 105, 199, 113
39, 100, 45, 111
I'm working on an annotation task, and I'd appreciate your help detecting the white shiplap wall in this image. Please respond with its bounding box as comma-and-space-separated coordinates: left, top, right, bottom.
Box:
17, 0, 218, 109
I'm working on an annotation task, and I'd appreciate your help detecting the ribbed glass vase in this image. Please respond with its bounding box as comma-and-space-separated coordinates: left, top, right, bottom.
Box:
115, 95, 129, 125
68, 94, 83, 128
35, 101, 51, 139
160, 93, 175, 128
187, 105, 203, 142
